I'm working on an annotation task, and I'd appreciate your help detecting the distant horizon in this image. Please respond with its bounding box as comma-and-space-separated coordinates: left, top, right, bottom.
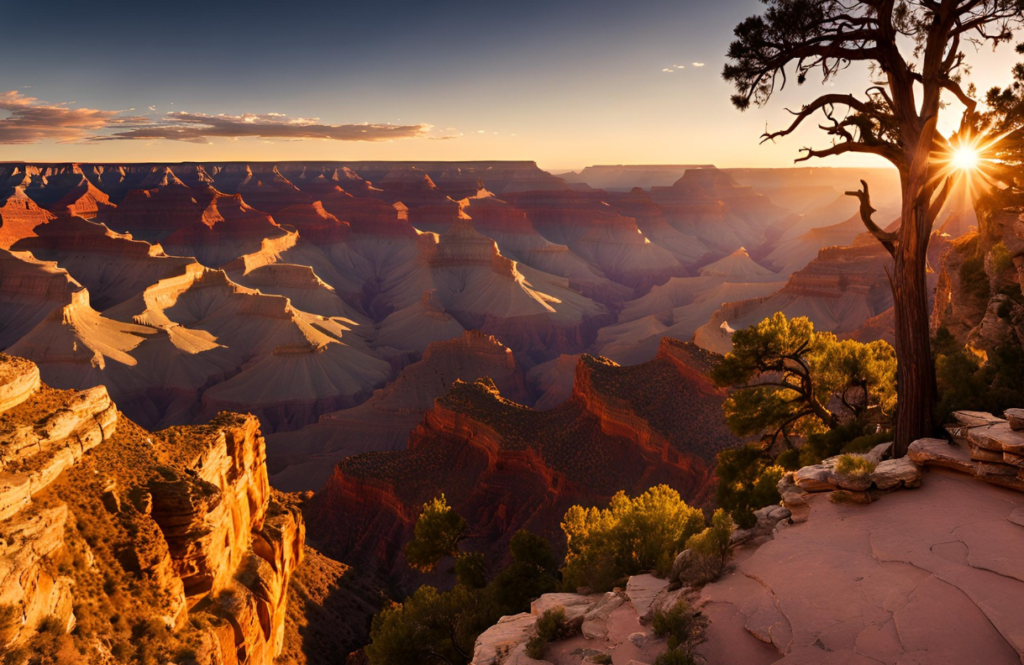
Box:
0, 158, 900, 174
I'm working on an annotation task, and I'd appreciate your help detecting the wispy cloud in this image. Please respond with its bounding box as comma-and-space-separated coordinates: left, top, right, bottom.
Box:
692, 62, 705, 67
0, 90, 432, 144
674, 64, 685, 69
662, 68, 674, 73
97, 112, 430, 143
0, 91, 147, 144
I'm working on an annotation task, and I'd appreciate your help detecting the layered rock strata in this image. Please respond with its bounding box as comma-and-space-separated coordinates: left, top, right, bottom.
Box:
0, 353, 304, 664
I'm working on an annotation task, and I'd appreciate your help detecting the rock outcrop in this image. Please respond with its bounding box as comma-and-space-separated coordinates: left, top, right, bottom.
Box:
0, 353, 305, 664
470, 575, 691, 665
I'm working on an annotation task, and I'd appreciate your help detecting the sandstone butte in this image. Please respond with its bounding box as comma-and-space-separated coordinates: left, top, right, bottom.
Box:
0, 352, 306, 664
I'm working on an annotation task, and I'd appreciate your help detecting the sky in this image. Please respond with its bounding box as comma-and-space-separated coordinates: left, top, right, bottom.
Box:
1, 0, 1021, 171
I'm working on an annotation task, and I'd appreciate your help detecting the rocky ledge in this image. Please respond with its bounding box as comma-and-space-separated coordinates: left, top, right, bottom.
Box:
471, 574, 692, 665
699, 465, 1024, 664
697, 407, 1024, 664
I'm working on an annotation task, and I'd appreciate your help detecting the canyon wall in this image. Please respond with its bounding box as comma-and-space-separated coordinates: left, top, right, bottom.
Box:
0, 353, 304, 664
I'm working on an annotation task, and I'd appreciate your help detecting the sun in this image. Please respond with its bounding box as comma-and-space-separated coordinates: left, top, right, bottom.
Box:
951, 145, 981, 171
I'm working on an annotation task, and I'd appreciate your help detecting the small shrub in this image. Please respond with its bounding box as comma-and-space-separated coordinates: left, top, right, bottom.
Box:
840, 432, 890, 455
525, 607, 572, 659
680, 510, 733, 586
834, 454, 876, 479
959, 253, 990, 301
651, 599, 707, 650
775, 448, 801, 471
37, 615, 64, 634
654, 650, 698, 665
650, 598, 707, 665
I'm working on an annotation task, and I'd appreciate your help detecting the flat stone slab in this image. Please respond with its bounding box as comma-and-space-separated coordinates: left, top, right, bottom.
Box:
625, 574, 670, 621
699, 469, 1024, 664
954, 410, 1007, 427
908, 438, 975, 474
970, 422, 1024, 454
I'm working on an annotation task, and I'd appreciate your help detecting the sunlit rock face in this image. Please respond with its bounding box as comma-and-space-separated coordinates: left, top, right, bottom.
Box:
694, 233, 896, 354
0, 188, 54, 250
0, 354, 304, 664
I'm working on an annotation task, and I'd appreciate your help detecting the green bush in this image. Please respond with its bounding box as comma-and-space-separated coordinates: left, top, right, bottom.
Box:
650, 598, 708, 665
959, 252, 991, 302
404, 495, 468, 573
525, 607, 574, 659
715, 445, 784, 529
454, 552, 487, 590
775, 448, 801, 471
680, 510, 733, 586
799, 422, 888, 467
654, 650, 699, 665
560, 486, 705, 592
934, 328, 1024, 424
834, 454, 876, 478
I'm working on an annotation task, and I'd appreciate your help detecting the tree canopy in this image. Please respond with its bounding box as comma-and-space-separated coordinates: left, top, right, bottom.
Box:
712, 313, 897, 449
404, 494, 468, 573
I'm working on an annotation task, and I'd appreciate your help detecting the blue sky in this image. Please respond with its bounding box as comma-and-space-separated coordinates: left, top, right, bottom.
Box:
1, 0, 1018, 169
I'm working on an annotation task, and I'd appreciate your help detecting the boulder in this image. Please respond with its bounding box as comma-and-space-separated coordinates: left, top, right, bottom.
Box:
531, 592, 593, 625
1006, 408, 1024, 431
471, 612, 537, 665
953, 410, 1006, 427
869, 457, 923, 491
778, 473, 811, 523
793, 464, 837, 492
625, 574, 670, 621
794, 458, 873, 493
581, 592, 625, 639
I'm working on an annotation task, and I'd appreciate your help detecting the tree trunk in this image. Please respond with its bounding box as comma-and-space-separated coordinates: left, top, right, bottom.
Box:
889, 198, 937, 456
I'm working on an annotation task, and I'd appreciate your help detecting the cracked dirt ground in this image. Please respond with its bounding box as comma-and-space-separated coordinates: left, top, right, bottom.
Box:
698, 467, 1024, 665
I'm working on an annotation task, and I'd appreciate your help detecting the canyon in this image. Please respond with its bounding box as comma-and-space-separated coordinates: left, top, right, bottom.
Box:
0, 159, 988, 663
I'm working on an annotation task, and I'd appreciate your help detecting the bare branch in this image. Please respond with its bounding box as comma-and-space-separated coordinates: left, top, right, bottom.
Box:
844, 179, 897, 255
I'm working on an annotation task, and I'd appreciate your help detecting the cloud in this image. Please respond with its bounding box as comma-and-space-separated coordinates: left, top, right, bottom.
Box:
0, 91, 147, 144
0, 90, 432, 145
662, 68, 674, 73
674, 64, 685, 69
692, 62, 705, 67
97, 112, 430, 143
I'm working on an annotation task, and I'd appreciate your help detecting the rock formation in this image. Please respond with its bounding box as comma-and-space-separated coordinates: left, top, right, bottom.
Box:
267, 331, 529, 491
308, 339, 735, 585
695, 233, 896, 353
0, 353, 304, 664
